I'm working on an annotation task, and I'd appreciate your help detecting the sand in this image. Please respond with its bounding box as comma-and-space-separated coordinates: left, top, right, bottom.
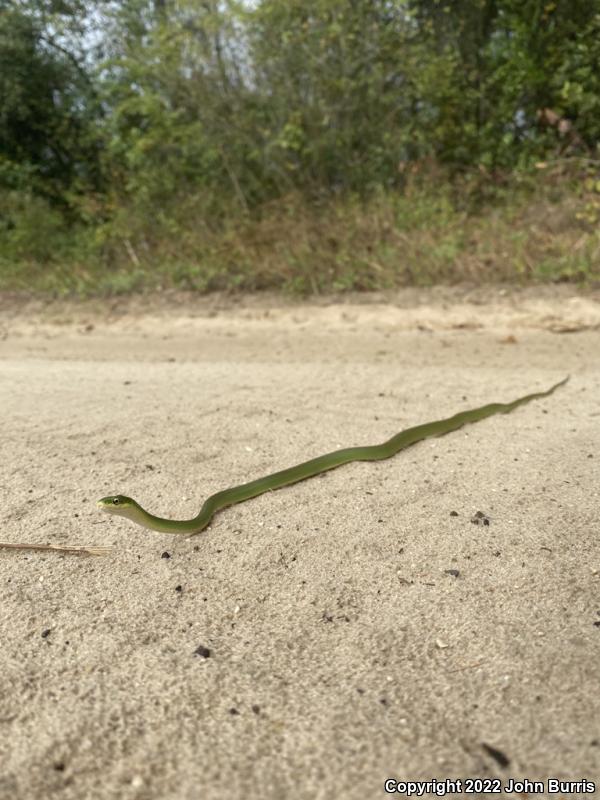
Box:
1, 285, 599, 799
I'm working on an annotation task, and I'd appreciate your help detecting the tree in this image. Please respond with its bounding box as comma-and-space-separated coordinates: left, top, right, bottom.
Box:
0, 0, 103, 207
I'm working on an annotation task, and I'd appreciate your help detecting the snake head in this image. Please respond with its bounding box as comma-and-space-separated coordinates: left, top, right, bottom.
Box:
97, 495, 139, 519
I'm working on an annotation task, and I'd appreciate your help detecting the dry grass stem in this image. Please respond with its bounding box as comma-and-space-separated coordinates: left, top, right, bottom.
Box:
0, 541, 112, 556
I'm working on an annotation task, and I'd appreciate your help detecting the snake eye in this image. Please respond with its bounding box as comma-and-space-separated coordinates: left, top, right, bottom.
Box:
112, 498, 120, 505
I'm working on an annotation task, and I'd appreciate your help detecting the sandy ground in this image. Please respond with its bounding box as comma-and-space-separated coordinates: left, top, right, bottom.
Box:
1, 285, 599, 800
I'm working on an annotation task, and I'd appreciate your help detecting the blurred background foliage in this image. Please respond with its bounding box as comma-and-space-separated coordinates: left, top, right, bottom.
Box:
1, 0, 599, 293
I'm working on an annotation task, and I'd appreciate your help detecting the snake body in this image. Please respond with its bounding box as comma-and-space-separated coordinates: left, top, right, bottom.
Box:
97, 377, 568, 536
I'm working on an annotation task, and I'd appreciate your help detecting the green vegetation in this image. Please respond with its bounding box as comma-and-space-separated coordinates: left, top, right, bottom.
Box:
1, 0, 599, 295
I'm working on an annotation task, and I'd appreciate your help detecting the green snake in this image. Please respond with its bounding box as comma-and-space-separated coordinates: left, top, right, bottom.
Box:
97, 377, 568, 536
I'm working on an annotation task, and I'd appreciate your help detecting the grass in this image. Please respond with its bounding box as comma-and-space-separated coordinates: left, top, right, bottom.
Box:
1, 163, 599, 296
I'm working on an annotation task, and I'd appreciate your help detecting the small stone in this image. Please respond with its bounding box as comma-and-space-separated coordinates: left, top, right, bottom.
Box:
470, 511, 490, 526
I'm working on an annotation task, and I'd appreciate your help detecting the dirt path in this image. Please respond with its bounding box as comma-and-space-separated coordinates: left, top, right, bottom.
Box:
1, 287, 599, 799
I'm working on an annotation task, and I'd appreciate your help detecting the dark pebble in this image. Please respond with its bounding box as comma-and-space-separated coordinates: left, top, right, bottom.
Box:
481, 742, 510, 768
